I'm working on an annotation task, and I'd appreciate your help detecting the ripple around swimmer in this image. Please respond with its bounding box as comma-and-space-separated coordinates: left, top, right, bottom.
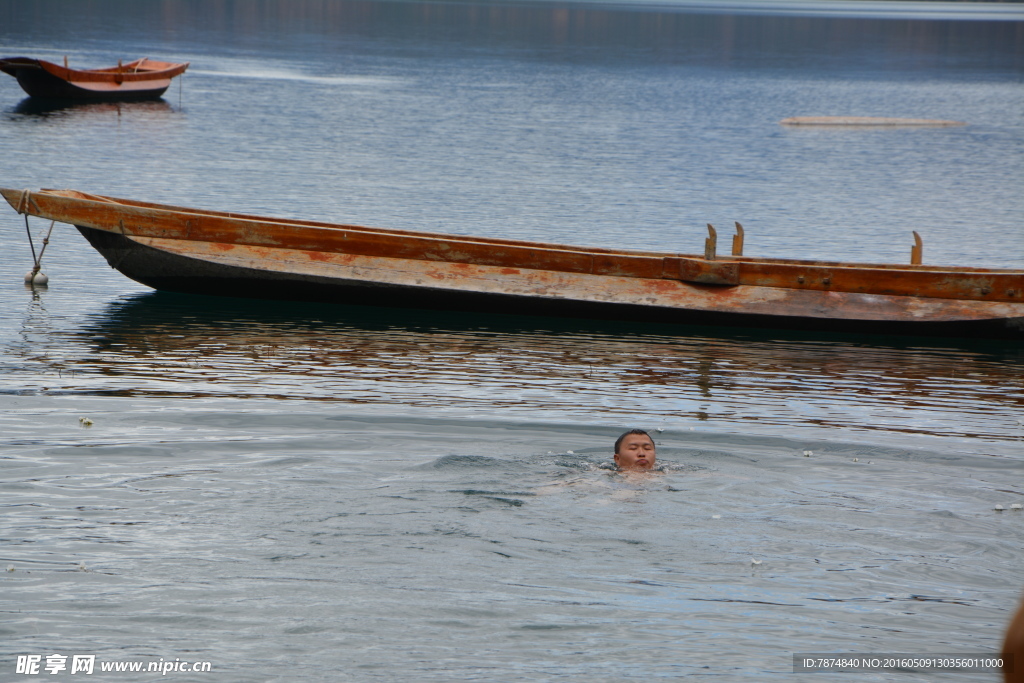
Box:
416, 454, 531, 471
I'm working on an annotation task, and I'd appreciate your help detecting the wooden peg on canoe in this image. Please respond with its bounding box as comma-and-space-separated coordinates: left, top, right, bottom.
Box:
732, 222, 744, 256
911, 231, 923, 265
63, 55, 68, 69
705, 224, 717, 261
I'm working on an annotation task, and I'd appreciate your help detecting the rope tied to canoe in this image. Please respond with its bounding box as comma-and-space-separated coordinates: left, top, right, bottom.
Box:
19, 191, 55, 285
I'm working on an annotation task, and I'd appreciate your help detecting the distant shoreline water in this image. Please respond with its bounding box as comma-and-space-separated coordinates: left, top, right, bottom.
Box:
441, 0, 1024, 21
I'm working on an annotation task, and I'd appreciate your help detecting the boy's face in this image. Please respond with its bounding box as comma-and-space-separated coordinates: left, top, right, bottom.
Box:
614, 433, 656, 471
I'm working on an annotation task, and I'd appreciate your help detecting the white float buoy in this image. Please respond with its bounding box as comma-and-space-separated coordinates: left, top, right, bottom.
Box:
1011, 504, 1022, 511
78, 562, 87, 571
751, 558, 762, 566
803, 450, 813, 457
79, 417, 93, 427
24, 270, 48, 285
995, 504, 1005, 511
712, 514, 721, 519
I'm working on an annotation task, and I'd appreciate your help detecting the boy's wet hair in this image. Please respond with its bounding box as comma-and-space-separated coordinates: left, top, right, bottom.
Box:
614, 429, 652, 453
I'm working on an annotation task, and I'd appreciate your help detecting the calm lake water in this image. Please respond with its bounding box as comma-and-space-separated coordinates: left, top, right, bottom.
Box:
1, 1, 1023, 680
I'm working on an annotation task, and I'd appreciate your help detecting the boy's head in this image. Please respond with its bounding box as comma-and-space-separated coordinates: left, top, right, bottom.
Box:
614, 429, 656, 471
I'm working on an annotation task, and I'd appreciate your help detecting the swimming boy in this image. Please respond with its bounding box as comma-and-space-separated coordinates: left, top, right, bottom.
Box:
614, 429, 656, 471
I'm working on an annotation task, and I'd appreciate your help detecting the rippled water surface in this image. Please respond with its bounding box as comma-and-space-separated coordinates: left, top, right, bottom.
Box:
1, 1, 1023, 681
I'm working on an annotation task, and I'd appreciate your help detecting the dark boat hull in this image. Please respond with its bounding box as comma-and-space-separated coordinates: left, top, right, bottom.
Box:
9, 65, 168, 100
76, 226, 1024, 339
0, 57, 186, 101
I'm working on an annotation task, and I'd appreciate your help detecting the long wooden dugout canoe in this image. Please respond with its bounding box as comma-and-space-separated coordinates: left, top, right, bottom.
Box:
4, 188, 1023, 339
0, 57, 188, 101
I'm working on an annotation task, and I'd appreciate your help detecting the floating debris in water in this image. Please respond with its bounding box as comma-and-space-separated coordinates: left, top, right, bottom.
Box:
852, 458, 859, 462
803, 450, 813, 457
566, 450, 574, 454
712, 514, 721, 519
656, 427, 665, 433
78, 562, 87, 571
6, 565, 13, 572
79, 417, 93, 427
1011, 504, 1023, 511
780, 116, 966, 127
751, 558, 762, 566
994, 504, 1005, 511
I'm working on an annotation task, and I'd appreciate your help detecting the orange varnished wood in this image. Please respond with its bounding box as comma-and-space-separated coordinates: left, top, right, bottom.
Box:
35, 58, 188, 83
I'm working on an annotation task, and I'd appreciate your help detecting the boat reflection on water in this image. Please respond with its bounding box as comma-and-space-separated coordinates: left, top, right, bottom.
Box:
8, 97, 176, 118
37, 291, 1021, 442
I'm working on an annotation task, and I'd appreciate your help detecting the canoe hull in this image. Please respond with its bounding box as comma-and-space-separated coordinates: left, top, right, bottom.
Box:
3, 186, 1020, 339
76, 226, 1024, 339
